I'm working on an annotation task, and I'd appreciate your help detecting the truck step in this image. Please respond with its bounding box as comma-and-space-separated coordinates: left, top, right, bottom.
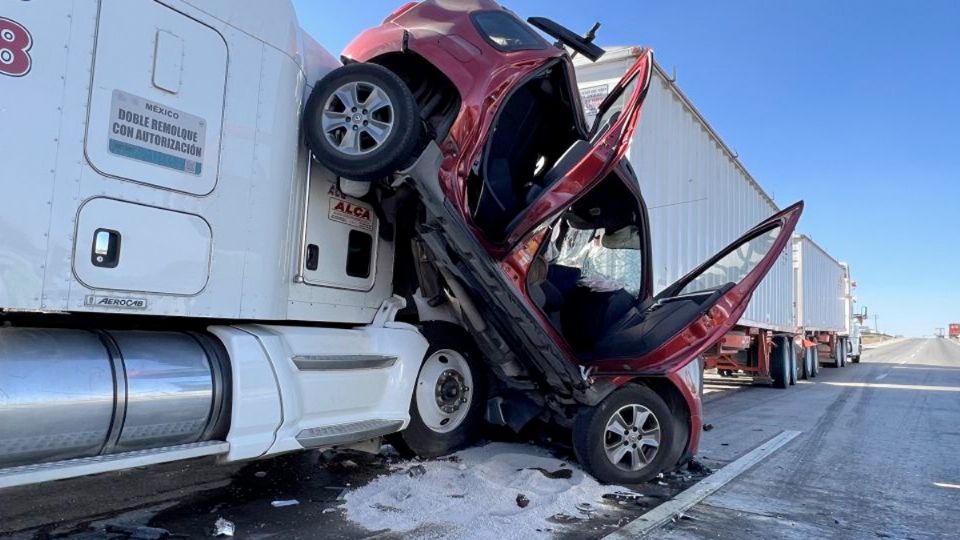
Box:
0, 441, 229, 489
296, 419, 404, 448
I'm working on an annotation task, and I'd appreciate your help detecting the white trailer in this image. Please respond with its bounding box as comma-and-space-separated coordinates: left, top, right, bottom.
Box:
0, 0, 487, 489
574, 46, 802, 389
793, 234, 852, 369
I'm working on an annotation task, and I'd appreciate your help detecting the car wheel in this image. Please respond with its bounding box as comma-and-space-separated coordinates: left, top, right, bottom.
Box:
303, 63, 423, 181
572, 385, 681, 484
391, 322, 486, 458
771, 336, 790, 389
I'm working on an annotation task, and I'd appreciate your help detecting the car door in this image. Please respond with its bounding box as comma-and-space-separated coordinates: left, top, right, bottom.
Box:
501, 50, 654, 252
588, 201, 804, 375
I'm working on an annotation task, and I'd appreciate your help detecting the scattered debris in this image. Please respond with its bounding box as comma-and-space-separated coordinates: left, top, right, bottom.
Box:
602, 492, 645, 504
372, 503, 402, 513
212, 518, 234, 537
687, 459, 713, 475
104, 524, 173, 540
270, 499, 300, 508
516, 494, 530, 508
406, 464, 427, 478
322, 508, 339, 514
523, 467, 574, 479
702, 423, 714, 432
343, 442, 625, 537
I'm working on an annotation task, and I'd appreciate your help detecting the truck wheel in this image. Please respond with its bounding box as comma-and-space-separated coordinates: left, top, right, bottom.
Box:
771, 336, 790, 389
809, 347, 819, 377
840, 339, 848, 367
800, 340, 812, 380
303, 63, 423, 181
572, 385, 681, 484
832, 340, 843, 368
789, 348, 798, 385
391, 322, 486, 458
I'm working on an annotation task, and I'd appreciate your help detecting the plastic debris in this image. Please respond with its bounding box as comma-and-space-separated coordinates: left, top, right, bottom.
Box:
271, 499, 300, 508
602, 492, 645, 504
702, 423, 714, 431
104, 524, 171, 540
516, 493, 530, 508
213, 518, 234, 537
687, 459, 713, 475
523, 467, 573, 479
407, 464, 427, 478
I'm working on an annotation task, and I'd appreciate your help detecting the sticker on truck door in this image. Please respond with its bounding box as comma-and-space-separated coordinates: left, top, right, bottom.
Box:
108, 90, 206, 175
0, 17, 33, 77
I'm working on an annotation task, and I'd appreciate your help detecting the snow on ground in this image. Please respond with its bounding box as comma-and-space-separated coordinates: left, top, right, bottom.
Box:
344, 442, 627, 539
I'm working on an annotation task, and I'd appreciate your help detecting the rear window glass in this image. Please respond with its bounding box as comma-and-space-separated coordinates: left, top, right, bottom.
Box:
472, 11, 547, 52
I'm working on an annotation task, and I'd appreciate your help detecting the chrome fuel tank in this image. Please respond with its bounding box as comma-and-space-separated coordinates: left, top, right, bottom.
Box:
0, 328, 228, 468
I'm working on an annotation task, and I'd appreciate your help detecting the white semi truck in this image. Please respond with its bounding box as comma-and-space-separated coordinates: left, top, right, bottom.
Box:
0, 0, 493, 489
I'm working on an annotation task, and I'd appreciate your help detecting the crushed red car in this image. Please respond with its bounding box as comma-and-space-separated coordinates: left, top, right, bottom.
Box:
303, 0, 802, 483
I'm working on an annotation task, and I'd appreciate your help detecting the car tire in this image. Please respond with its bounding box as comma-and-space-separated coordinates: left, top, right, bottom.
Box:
390, 321, 486, 458
572, 384, 682, 484
303, 63, 423, 181
771, 336, 790, 389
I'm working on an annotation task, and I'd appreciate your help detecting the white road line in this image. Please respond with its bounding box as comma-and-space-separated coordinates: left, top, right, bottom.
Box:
604, 430, 802, 539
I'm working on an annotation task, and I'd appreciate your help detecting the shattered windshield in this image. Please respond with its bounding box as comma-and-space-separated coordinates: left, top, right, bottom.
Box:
555, 224, 643, 296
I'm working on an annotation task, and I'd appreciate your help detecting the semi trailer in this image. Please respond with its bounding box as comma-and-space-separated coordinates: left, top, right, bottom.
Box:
949, 323, 960, 340
1, 0, 802, 488
793, 234, 852, 370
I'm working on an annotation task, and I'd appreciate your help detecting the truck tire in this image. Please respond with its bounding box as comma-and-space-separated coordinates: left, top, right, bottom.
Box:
789, 348, 798, 386
800, 340, 812, 380
809, 347, 819, 377
832, 340, 843, 368
840, 339, 848, 367
303, 63, 423, 181
572, 384, 682, 484
391, 322, 486, 458
771, 336, 790, 389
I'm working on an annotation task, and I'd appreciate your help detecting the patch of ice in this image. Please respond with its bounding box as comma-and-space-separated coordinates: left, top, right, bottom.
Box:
344, 442, 627, 538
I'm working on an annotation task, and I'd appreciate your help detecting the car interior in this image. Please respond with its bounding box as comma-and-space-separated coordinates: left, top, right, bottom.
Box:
468, 62, 587, 241
527, 175, 737, 362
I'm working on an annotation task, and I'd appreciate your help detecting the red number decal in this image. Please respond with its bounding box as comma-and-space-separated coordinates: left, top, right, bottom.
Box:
0, 17, 32, 77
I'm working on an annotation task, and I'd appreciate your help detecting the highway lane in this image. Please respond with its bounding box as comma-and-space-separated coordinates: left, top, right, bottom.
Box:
657, 338, 960, 539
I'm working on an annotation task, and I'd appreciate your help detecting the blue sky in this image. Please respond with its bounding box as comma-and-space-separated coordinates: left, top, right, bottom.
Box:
293, 0, 960, 337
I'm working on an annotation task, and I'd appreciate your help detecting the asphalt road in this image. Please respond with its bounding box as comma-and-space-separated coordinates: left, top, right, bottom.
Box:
3, 339, 957, 539
660, 338, 960, 540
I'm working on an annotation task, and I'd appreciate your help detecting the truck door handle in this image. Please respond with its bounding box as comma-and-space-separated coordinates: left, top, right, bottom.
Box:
91, 229, 121, 268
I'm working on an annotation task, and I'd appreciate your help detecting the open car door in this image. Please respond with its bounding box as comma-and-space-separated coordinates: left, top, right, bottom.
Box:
501, 50, 654, 251
588, 201, 804, 375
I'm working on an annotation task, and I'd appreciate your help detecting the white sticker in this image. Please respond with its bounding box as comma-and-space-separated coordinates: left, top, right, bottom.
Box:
108, 89, 206, 175
328, 196, 375, 232
579, 83, 610, 126
84, 295, 148, 310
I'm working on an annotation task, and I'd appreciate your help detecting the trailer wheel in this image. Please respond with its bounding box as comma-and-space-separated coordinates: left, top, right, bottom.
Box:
303, 63, 423, 181
809, 347, 819, 377
572, 385, 681, 484
800, 339, 812, 380
840, 339, 848, 367
391, 322, 486, 458
832, 340, 843, 368
771, 336, 790, 389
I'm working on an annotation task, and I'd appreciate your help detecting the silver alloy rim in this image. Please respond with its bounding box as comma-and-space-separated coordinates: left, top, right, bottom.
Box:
321, 81, 394, 156
415, 349, 473, 434
603, 404, 661, 471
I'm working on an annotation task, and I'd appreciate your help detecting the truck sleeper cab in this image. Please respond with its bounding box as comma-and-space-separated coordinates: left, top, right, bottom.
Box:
0, 0, 487, 489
